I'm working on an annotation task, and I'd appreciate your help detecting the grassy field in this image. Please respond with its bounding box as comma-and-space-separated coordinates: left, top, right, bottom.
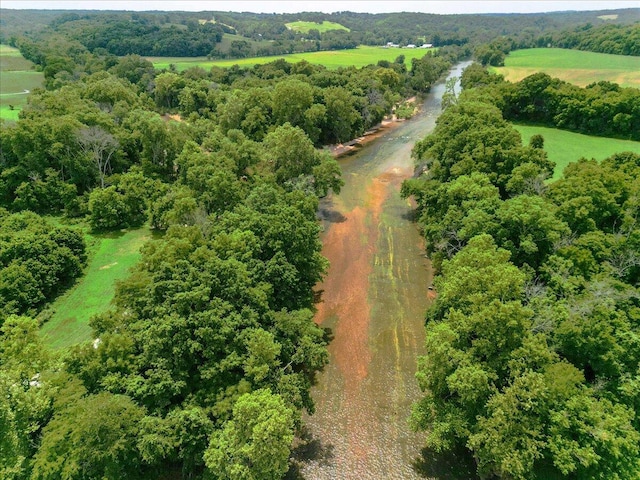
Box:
216, 33, 263, 53
0, 44, 43, 121
148, 45, 435, 71
40, 226, 153, 349
492, 48, 640, 88
285, 20, 350, 33
514, 124, 640, 180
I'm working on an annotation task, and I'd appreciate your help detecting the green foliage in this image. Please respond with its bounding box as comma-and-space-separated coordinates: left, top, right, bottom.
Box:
64, 176, 329, 475
501, 72, 640, 140
88, 168, 157, 231
552, 23, 640, 56
513, 124, 640, 180
204, 388, 295, 480
406, 69, 640, 479
88, 186, 128, 230
31, 383, 146, 480
0, 212, 86, 320
0, 316, 53, 480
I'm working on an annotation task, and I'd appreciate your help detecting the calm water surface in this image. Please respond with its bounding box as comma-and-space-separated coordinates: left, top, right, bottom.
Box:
295, 63, 472, 479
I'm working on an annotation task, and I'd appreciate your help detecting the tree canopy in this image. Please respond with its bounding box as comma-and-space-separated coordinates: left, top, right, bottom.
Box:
405, 62, 640, 479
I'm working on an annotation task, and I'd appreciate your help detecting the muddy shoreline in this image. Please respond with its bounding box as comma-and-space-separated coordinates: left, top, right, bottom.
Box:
328, 96, 419, 158
327, 117, 407, 158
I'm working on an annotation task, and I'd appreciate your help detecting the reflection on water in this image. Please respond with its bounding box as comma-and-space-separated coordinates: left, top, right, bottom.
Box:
296, 63, 473, 479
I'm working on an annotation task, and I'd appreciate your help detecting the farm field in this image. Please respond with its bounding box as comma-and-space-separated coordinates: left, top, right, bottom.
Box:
514, 123, 640, 180
0, 44, 43, 121
492, 48, 640, 88
40, 226, 154, 349
216, 32, 263, 53
148, 45, 436, 71
285, 20, 350, 33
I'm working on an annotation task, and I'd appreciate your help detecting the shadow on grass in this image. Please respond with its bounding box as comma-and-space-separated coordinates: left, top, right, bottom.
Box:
412, 445, 480, 480
91, 228, 129, 240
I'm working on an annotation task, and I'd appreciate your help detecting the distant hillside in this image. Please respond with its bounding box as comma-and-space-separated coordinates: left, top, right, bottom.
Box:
1, 7, 637, 59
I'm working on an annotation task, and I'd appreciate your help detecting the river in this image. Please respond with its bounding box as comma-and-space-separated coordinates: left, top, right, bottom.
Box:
292, 62, 473, 479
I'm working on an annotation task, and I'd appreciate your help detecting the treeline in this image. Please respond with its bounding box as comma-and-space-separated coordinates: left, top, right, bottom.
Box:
461, 63, 640, 140
402, 65, 640, 479
9, 12, 228, 57
219, 9, 639, 51
550, 22, 640, 56
3, 8, 637, 61
473, 22, 639, 67
0, 42, 458, 479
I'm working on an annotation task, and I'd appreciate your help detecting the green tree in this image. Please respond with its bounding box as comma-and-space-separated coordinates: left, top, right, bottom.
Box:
322, 86, 361, 143
88, 185, 127, 231
204, 388, 295, 480
32, 384, 146, 480
262, 123, 320, 185
271, 79, 314, 129
154, 71, 186, 110
494, 195, 569, 270
0, 316, 52, 480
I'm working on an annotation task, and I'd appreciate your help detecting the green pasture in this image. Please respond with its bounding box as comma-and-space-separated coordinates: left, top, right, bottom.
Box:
40, 226, 153, 349
0, 44, 43, 121
492, 48, 640, 88
514, 124, 640, 180
0, 71, 44, 121
149, 45, 436, 71
217, 33, 263, 51
0, 44, 26, 57
285, 20, 350, 33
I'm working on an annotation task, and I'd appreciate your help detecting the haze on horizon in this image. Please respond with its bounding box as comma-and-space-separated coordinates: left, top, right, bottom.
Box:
1, 0, 638, 14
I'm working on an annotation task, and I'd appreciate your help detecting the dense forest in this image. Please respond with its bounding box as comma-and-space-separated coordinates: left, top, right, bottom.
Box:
1, 8, 638, 60
402, 64, 640, 479
2, 5, 640, 480
0, 18, 462, 477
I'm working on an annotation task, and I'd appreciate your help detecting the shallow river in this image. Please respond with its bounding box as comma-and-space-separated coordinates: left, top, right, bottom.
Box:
294, 62, 472, 480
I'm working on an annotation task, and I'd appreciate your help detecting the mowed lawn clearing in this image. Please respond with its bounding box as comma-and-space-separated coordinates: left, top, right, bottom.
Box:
0, 44, 44, 121
514, 124, 640, 180
149, 45, 435, 71
40, 226, 153, 349
492, 48, 640, 88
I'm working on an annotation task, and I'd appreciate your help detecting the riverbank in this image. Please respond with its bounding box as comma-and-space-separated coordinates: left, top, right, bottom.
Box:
327, 118, 405, 158
297, 62, 473, 480
329, 97, 419, 158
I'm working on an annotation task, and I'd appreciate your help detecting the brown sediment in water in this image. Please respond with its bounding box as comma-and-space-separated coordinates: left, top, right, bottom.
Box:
314, 174, 391, 390
301, 62, 472, 480
312, 166, 408, 474
310, 160, 430, 477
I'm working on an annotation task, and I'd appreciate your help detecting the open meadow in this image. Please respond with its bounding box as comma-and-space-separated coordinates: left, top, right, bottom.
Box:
492, 48, 640, 88
285, 20, 350, 33
39, 227, 154, 349
0, 44, 44, 121
514, 123, 640, 180
148, 45, 436, 71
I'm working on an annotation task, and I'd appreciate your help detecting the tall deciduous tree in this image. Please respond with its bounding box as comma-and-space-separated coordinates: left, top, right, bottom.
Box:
204, 388, 295, 480
77, 125, 119, 188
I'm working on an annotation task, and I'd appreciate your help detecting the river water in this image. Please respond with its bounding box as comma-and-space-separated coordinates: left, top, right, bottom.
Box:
293, 62, 472, 480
